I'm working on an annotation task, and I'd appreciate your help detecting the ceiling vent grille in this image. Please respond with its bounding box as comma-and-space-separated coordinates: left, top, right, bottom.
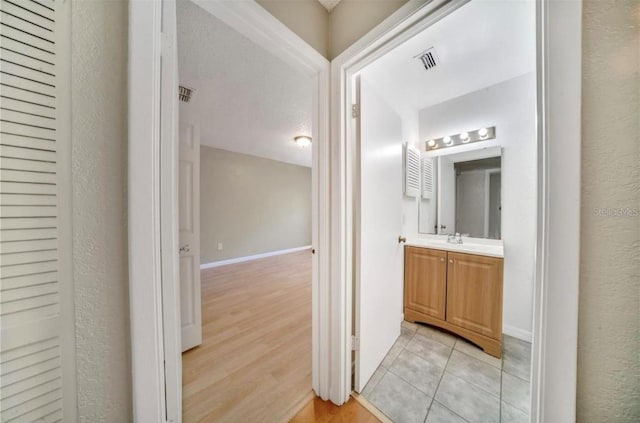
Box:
179, 85, 194, 102
416, 48, 439, 71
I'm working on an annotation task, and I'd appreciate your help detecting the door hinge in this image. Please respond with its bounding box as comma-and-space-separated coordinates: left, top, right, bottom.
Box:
351, 104, 360, 119
351, 335, 359, 351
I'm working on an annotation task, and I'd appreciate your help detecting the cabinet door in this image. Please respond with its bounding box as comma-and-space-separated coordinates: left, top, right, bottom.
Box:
404, 247, 447, 320
446, 252, 503, 339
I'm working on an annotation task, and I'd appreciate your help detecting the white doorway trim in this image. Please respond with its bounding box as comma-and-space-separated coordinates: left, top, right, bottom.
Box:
128, 1, 330, 422
330, 2, 581, 423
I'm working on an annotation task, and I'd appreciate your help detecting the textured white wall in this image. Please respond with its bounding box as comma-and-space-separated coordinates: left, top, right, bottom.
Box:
578, 1, 639, 421
418, 74, 537, 339
71, 1, 132, 421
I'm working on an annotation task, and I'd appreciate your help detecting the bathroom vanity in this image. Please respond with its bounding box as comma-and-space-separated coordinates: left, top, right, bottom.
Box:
403, 240, 504, 357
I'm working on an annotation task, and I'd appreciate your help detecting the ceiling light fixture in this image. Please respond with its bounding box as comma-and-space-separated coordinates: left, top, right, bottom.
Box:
294, 135, 312, 148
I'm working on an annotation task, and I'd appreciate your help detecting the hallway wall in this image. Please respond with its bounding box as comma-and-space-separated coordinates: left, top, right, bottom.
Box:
578, 0, 639, 421
71, 0, 131, 422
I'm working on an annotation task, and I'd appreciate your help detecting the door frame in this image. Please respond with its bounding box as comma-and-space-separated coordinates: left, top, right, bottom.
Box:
330, 1, 582, 422
128, 1, 330, 421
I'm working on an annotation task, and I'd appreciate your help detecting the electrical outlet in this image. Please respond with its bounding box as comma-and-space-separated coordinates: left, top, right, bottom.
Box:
217, 243, 223, 251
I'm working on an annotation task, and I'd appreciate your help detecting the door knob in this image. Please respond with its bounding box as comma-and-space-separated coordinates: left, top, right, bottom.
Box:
179, 244, 191, 253
398, 236, 407, 244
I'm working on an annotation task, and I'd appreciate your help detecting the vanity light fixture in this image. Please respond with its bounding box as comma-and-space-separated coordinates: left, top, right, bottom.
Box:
294, 135, 312, 148
424, 126, 496, 151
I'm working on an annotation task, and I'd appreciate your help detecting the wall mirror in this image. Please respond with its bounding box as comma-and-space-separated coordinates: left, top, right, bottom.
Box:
418, 146, 502, 239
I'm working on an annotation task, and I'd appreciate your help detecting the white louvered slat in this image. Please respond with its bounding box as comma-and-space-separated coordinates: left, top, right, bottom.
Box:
1, 194, 57, 206
0, 144, 57, 160
0, 157, 57, 173
0, 38, 55, 69
0, 59, 55, 89
403, 143, 421, 198
0, 368, 60, 400
0, 71, 56, 98
421, 156, 434, 199
0, 0, 55, 32
0, 377, 62, 412
0, 9, 53, 41
0, 95, 56, 119
1, 1, 73, 420
0, 249, 58, 266
0, 216, 57, 230
0, 205, 57, 218
0, 260, 57, 280
0, 168, 56, 184
0, 343, 59, 375
0, 226, 57, 241
3, 395, 61, 423
0, 353, 59, 387
0, 136, 56, 153
0, 83, 56, 109
1, 103, 56, 128
1, 116, 56, 140
0, 20, 55, 54
0, 238, 57, 254
0, 181, 57, 195
0, 295, 60, 326
1, 271, 57, 290
0, 47, 55, 78
0, 280, 58, 302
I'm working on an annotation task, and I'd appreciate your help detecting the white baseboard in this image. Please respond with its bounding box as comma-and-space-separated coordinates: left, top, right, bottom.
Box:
200, 245, 312, 269
503, 324, 532, 343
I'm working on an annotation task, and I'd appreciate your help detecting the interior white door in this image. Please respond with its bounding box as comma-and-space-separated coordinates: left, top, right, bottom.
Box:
179, 122, 202, 351
354, 76, 404, 392
0, 1, 77, 420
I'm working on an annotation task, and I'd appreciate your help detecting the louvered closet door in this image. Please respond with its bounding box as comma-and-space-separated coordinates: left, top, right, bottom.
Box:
0, 1, 75, 422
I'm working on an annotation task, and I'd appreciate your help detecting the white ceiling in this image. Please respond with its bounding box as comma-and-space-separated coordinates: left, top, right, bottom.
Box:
361, 0, 536, 115
318, 0, 342, 12
177, 0, 313, 167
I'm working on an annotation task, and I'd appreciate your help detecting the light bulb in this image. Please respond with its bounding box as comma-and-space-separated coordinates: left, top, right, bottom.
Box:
478, 128, 489, 139
460, 132, 470, 143
443, 136, 453, 146
427, 139, 436, 148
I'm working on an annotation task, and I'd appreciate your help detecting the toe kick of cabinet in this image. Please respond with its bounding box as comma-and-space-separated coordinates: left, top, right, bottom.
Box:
403, 246, 503, 358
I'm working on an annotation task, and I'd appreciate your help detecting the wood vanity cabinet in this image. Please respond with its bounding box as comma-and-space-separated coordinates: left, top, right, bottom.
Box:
404, 246, 504, 357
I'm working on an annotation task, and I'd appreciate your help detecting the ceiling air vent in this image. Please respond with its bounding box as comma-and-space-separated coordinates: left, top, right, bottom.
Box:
415, 47, 439, 71
179, 85, 194, 103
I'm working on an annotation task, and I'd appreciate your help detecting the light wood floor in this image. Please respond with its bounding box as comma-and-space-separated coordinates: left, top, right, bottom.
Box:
182, 250, 312, 423
290, 397, 380, 423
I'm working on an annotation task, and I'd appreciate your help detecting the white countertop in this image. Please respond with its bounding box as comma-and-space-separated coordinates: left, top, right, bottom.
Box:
405, 236, 504, 258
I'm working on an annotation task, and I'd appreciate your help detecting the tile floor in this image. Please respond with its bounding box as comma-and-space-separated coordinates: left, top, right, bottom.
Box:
361, 321, 532, 423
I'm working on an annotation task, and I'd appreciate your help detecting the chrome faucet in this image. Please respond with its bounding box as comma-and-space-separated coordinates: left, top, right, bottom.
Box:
447, 233, 463, 244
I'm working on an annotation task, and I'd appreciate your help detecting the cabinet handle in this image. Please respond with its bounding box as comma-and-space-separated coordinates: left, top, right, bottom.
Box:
440, 258, 445, 262
449, 259, 453, 263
